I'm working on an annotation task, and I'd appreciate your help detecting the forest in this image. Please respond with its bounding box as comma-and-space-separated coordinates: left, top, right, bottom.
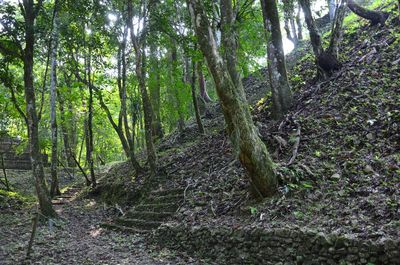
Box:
0, 0, 399, 264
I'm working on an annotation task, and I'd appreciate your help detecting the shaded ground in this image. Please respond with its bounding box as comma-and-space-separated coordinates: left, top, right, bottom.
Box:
0, 188, 202, 264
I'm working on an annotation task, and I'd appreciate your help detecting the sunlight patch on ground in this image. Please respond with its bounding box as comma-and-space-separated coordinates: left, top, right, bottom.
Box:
89, 228, 103, 238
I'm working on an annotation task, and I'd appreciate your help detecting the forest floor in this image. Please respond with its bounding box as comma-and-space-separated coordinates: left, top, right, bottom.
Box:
0, 186, 201, 264
1, 0, 399, 264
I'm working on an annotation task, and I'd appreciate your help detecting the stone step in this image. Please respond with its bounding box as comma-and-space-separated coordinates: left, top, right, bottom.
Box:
150, 188, 185, 197
100, 222, 149, 234
135, 203, 178, 212
144, 194, 183, 204
125, 210, 174, 221
56, 195, 73, 199
115, 218, 162, 230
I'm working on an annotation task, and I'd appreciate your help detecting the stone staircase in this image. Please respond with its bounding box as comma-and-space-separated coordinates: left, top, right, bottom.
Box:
101, 187, 185, 233
51, 185, 81, 205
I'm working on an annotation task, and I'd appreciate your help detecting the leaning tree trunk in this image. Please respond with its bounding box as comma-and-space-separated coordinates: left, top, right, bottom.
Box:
188, 0, 278, 197
23, 0, 57, 218
348, 0, 389, 25
260, 0, 293, 119
49, 5, 61, 197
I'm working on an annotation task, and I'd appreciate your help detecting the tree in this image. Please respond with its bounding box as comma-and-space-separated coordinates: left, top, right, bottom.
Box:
49, 0, 61, 197
127, 0, 157, 174
282, 0, 298, 46
190, 59, 205, 134
260, 0, 293, 119
187, 0, 278, 197
299, 0, 344, 78
347, 0, 390, 25
22, 0, 57, 218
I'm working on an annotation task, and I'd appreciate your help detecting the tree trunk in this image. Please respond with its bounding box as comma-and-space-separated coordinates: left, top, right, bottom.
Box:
197, 61, 212, 103
86, 51, 96, 187
347, 0, 389, 25
49, 5, 61, 197
188, 0, 278, 198
299, 0, 331, 79
127, 0, 157, 175
328, 0, 337, 21
170, 41, 185, 132
119, 31, 142, 171
299, 0, 323, 58
260, 0, 293, 119
283, 0, 298, 45
58, 92, 74, 167
23, 0, 57, 218
327, 0, 346, 60
149, 45, 163, 139
296, 4, 303, 40
191, 60, 205, 134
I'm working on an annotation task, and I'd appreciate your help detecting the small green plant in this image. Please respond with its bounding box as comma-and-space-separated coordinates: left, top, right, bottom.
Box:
250, 207, 258, 216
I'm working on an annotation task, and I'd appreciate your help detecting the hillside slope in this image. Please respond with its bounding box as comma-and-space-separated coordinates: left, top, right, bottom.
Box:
95, 0, 399, 263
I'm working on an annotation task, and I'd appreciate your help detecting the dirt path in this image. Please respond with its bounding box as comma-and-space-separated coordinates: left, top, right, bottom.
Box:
0, 189, 200, 265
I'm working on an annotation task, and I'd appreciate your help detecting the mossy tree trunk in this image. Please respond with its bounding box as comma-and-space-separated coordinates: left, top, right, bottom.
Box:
23, 0, 57, 218
187, 0, 278, 198
260, 0, 293, 119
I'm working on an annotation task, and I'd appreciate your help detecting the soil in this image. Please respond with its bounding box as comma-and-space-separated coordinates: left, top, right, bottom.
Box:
0, 188, 202, 264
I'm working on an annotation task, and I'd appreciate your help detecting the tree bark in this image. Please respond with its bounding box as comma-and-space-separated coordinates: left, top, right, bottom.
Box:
22, 0, 57, 218
191, 60, 205, 134
347, 0, 389, 25
127, 0, 157, 175
296, 4, 303, 40
49, 3, 61, 197
283, 0, 298, 45
327, 0, 346, 60
170, 40, 185, 132
328, 0, 337, 21
197, 61, 212, 103
58, 92, 75, 167
149, 45, 163, 139
188, 0, 278, 198
86, 50, 96, 188
260, 0, 293, 119
299, 0, 331, 79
